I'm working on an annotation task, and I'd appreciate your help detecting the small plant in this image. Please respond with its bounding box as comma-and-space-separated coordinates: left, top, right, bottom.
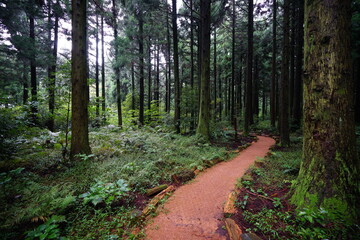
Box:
74, 153, 95, 161
79, 179, 130, 206
235, 194, 249, 209
25, 215, 67, 240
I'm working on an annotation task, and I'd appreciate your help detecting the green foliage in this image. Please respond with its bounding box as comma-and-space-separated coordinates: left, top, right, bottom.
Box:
25, 215, 67, 240
79, 179, 130, 206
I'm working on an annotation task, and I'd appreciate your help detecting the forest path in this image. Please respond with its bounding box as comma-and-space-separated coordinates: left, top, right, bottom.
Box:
144, 136, 275, 240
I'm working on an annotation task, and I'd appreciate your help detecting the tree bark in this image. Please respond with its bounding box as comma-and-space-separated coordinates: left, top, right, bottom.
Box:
280, 0, 290, 146
147, 37, 152, 113
231, 0, 236, 126
291, 0, 359, 221
70, 0, 91, 158
196, 0, 211, 140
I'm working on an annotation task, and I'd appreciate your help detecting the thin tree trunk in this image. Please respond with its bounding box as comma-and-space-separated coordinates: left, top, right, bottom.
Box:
219, 65, 222, 119
190, 0, 195, 128
47, 0, 59, 131
70, 0, 91, 158
155, 42, 160, 108
147, 37, 152, 112
289, 2, 295, 117
112, 0, 122, 126
270, 0, 277, 127
231, 0, 236, 130
29, 15, 38, 125
292, 0, 304, 125
253, 55, 259, 119
138, 13, 145, 125
101, 13, 106, 122
213, 27, 217, 119
95, 13, 100, 125
131, 62, 135, 113
23, 63, 28, 105
244, 0, 253, 134
166, 6, 171, 113
172, 0, 181, 133
280, 0, 290, 146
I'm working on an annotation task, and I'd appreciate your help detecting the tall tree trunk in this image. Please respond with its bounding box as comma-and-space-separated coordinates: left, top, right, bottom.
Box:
47, 0, 58, 131
147, 37, 152, 113
270, 0, 277, 127
253, 55, 259, 119
131, 62, 135, 114
101, 14, 106, 123
280, 0, 290, 146
237, 55, 242, 117
219, 65, 222, 119
165, 7, 171, 113
138, 13, 145, 125
292, 0, 304, 126
172, 0, 181, 133
291, 0, 359, 222
95, 13, 100, 125
190, 0, 195, 128
101, 13, 106, 122
231, 0, 236, 130
112, 0, 122, 127
23, 63, 29, 105
289, 2, 295, 117
155, 42, 160, 108
196, 0, 211, 140
70, 0, 91, 158
29, 14, 38, 125
213, 27, 217, 119
244, 0, 253, 134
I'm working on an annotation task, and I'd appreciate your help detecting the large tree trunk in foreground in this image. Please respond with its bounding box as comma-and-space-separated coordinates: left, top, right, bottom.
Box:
196, 0, 211, 140
70, 0, 91, 158
291, 0, 359, 222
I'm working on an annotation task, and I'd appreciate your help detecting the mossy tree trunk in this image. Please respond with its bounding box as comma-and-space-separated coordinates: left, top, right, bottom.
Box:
196, 0, 211, 140
70, 0, 91, 158
291, 0, 359, 222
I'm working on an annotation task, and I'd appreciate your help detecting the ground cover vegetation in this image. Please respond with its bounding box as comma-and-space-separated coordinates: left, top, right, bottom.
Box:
232, 132, 360, 239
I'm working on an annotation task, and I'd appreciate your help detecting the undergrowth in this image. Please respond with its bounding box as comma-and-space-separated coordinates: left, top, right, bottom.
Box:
233, 135, 360, 240
0, 124, 230, 239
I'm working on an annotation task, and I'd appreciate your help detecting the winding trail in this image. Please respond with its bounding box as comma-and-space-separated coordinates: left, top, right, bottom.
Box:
145, 136, 275, 240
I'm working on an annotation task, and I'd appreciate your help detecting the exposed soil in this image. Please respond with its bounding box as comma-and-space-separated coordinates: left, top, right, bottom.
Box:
144, 136, 275, 240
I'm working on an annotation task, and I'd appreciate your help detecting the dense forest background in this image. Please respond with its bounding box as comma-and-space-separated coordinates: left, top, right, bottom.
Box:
0, 0, 359, 239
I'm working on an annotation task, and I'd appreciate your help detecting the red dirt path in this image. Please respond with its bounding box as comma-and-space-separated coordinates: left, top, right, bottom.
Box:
145, 136, 275, 240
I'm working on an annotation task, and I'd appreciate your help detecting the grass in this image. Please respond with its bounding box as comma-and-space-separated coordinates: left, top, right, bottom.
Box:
0, 124, 231, 239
